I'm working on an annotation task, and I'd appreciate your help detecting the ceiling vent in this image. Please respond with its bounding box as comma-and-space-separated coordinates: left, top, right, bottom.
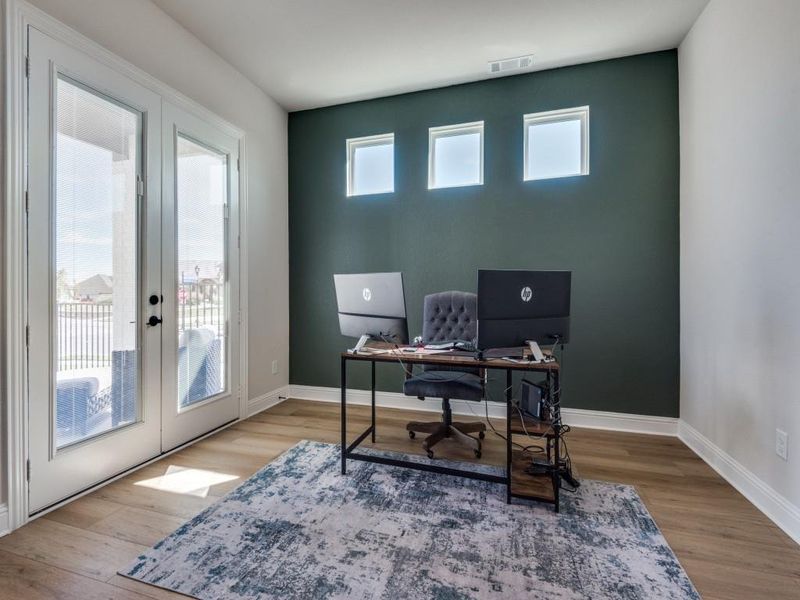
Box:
488, 54, 534, 75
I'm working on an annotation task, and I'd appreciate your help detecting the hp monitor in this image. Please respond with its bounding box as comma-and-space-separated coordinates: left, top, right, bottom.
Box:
333, 272, 409, 344
477, 269, 571, 350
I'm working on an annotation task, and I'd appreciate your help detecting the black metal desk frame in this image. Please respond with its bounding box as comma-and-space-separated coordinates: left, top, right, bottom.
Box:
340, 351, 562, 511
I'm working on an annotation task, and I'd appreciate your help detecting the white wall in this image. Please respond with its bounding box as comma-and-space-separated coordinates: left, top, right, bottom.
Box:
22, 0, 290, 402
1, 2, 7, 510
680, 0, 800, 517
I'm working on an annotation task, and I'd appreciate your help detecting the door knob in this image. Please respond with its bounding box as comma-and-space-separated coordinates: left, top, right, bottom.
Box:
149, 294, 160, 306
147, 315, 162, 327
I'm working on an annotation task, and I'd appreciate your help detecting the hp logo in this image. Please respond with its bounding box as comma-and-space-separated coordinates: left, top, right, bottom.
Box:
362, 287, 372, 302
521, 286, 533, 302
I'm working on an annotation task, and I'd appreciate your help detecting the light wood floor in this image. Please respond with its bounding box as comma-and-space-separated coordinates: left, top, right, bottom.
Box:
1, 398, 799, 599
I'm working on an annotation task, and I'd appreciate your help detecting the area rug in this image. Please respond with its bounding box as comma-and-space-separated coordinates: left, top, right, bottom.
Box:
120, 440, 699, 599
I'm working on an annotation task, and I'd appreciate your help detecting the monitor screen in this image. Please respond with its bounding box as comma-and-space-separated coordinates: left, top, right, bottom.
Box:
477, 269, 571, 349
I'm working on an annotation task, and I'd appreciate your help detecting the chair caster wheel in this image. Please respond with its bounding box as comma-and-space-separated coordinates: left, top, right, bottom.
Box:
408, 430, 415, 439
426, 450, 434, 459
479, 431, 485, 440
474, 449, 482, 459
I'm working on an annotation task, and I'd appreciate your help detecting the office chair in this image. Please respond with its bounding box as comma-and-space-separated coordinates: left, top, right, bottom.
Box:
404, 291, 486, 458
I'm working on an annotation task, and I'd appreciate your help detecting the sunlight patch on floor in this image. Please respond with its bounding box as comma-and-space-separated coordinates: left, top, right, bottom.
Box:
134, 465, 239, 497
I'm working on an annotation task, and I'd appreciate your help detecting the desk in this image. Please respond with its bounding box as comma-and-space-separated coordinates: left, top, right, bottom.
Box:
340, 344, 563, 511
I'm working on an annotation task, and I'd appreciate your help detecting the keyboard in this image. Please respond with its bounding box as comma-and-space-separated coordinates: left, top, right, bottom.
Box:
423, 341, 478, 352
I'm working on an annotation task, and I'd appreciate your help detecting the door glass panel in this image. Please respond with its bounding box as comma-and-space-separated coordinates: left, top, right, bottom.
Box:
55, 77, 140, 449
176, 135, 227, 409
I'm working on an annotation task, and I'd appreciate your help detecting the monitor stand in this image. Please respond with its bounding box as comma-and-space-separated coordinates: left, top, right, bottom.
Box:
348, 334, 371, 354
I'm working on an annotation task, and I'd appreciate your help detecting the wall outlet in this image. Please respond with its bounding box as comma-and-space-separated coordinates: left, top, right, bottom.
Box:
775, 429, 788, 461
271, 360, 279, 375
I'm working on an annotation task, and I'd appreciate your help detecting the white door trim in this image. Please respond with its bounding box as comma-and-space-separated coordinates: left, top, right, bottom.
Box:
4, 0, 32, 533
3, 0, 249, 532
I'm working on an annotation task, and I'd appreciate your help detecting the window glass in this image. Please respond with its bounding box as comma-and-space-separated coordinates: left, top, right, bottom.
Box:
347, 134, 394, 196
55, 76, 140, 448
524, 107, 589, 181
429, 122, 483, 189
176, 134, 228, 409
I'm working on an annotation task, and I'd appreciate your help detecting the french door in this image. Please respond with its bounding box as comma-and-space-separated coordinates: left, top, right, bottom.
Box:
160, 105, 240, 451
27, 28, 240, 512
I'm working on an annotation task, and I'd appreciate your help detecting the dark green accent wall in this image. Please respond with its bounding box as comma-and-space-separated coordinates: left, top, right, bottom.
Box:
289, 51, 679, 417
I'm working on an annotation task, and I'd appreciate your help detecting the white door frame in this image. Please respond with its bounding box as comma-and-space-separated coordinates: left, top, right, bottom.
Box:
2, 0, 249, 532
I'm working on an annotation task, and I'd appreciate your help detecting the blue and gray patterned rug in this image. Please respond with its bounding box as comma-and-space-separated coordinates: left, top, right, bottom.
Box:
121, 440, 699, 599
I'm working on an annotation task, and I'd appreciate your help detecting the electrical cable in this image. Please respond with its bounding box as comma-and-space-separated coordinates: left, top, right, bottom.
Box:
462, 375, 548, 455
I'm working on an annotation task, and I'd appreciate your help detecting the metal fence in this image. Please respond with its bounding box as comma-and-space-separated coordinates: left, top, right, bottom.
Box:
57, 282, 225, 372
178, 282, 225, 338
57, 303, 113, 371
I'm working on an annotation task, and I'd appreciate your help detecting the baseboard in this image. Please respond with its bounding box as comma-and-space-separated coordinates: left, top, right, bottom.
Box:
247, 385, 291, 418
288, 385, 678, 436
561, 407, 678, 436
0, 504, 9, 537
678, 421, 800, 546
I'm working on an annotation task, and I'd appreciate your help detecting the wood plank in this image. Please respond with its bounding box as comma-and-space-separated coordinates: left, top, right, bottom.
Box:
88, 507, 187, 547
0, 519, 146, 581
0, 549, 153, 600
666, 529, 800, 578
42, 496, 125, 530
107, 575, 189, 599
679, 557, 800, 600
91, 477, 217, 520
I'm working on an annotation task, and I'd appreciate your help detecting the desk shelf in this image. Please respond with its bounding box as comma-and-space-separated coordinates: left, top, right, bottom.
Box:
510, 449, 556, 502
509, 415, 558, 506
509, 413, 554, 437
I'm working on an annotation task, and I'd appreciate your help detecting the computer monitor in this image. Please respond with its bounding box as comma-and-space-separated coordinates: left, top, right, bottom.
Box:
477, 269, 571, 349
333, 272, 409, 344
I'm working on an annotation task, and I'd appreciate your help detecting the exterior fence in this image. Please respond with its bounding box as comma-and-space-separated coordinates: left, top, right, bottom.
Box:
178, 282, 225, 338
57, 303, 113, 371
57, 282, 225, 372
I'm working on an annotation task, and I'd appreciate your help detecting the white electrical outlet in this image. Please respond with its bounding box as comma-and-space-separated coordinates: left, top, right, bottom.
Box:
775, 429, 788, 461
271, 360, 279, 375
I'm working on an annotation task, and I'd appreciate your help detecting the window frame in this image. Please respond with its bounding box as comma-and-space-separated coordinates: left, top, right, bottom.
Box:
346, 132, 395, 197
523, 106, 590, 181
428, 121, 484, 189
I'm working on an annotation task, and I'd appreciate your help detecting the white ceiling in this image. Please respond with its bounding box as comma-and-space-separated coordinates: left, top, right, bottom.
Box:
151, 0, 709, 112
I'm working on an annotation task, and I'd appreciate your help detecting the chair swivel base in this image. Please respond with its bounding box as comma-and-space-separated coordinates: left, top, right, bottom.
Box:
406, 420, 486, 459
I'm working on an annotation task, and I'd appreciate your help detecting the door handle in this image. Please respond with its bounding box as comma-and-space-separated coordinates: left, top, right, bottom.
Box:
147, 315, 162, 327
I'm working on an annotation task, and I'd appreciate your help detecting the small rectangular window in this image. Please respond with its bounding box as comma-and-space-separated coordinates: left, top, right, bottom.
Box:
524, 107, 589, 181
428, 121, 484, 189
346, 133, 394, 196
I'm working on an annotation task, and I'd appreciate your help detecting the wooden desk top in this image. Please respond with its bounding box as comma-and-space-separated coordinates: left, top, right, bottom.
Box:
341, 342, 559, 372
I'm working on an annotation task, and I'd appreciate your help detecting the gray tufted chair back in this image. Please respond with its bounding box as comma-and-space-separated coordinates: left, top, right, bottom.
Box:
422, 291, 478, 344
420, 291, 478, 376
